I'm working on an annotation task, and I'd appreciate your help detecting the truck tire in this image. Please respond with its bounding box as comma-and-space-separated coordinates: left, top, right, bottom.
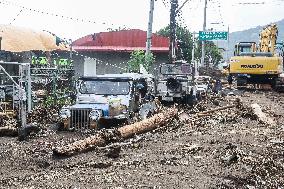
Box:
184, 94, 197, 106
273, 77, 284, 92
236, 77, 247, 89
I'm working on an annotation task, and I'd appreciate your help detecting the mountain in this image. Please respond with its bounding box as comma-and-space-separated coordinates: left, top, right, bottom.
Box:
218, 19, 284, 59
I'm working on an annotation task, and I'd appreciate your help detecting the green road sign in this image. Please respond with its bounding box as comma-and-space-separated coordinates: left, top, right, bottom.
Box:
199, 31, 228, 40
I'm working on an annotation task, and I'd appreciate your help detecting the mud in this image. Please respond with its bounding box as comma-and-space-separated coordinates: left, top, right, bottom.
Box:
0, 90, 283, 189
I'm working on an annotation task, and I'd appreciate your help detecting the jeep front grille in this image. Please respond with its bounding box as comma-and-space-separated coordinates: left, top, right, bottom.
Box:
70, 108, 91, 130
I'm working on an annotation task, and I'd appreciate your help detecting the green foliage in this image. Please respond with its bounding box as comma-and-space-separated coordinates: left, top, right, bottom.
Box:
43, 91, 72, 108
127, 50, 155, 73
157, 25, 193, 62
195, 41, 223, 66
157, 25, 223, 66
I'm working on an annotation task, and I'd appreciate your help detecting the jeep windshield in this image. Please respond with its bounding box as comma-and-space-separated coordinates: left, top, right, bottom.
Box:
79, 80, 130, 95
160, 64, 191, 75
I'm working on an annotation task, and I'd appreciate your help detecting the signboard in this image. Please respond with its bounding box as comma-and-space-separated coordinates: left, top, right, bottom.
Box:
199, 31, 228, 41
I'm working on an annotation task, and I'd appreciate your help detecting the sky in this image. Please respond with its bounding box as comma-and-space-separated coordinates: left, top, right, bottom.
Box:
0, 0, 284, 41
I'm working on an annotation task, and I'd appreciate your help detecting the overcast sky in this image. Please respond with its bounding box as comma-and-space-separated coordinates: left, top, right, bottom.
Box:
0, 0, 283, 40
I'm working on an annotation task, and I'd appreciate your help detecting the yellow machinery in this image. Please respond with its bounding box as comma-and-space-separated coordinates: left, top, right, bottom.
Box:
229, 24, 284, 90
0, 102, 15, 118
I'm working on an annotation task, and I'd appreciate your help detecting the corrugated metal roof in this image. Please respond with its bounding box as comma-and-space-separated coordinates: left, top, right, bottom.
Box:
72, 29, 169, 52
72, 46, 168, 52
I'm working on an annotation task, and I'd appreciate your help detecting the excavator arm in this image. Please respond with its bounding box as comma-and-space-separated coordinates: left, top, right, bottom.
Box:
259, 24, 278, 54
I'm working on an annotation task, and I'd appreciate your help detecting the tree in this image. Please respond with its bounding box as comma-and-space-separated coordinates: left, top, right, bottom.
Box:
195, 41, 223, 66
157, 25, 223, 66
127, 50, 155, 73
157, 25, 193, 62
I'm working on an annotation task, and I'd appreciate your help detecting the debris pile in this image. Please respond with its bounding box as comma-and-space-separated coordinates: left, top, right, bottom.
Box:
28, 104, 59, 126
198, 66, 225, 79
0, 116, 17, 128
240, 149, 284, 188
0, 89, 283, 188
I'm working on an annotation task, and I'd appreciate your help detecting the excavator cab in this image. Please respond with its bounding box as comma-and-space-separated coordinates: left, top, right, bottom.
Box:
234, 42, 257, 56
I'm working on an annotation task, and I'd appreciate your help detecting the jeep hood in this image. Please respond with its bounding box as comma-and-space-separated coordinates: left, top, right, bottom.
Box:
76, 94, 130, 106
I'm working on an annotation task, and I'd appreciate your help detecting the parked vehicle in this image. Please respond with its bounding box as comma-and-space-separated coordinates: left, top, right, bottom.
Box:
194, 75, 212, 99
155, 61, 196, 105
59, 73, 157, 130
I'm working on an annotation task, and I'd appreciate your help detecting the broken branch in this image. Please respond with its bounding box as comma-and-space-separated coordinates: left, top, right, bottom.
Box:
197, 105, 236, 117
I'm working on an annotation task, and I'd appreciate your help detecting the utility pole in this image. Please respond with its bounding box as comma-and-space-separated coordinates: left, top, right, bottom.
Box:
191, 32, 197, 78
169, 0, 178, 63
226, 25, 230, 62
143, 0, 155, 74
201, 0, 207, 67
69, 39, 73, 60
146, 0, 155, 56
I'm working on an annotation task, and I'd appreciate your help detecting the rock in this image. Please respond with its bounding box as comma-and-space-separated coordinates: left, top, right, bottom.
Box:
105, 146, 121, 158
213, 100, 220, 106
179, 112, 192, 123
222, 152, 238, 165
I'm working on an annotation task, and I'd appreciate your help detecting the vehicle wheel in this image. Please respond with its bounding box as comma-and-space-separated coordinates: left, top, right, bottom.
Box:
184, 94, 197, 106
236, 77, 247, 89
272, 77, 284, 92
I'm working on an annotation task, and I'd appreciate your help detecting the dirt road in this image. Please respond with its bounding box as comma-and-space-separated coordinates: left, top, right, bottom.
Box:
0, 90, 283, 188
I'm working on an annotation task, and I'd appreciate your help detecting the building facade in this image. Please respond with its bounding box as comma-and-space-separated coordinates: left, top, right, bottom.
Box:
72, 29, 170, 75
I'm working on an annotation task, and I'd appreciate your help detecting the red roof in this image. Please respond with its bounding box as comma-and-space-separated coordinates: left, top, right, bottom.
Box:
72, 29, 169, 53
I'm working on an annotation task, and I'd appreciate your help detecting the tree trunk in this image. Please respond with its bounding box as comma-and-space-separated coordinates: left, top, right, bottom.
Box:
53, 107, 178, 156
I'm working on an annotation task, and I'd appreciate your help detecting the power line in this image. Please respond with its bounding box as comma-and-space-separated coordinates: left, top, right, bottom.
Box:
0, 0, 108, 25
8, 8, 23, 25
238, 2, 265, 5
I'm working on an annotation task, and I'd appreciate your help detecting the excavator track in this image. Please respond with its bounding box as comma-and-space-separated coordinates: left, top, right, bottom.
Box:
274, 76, 284, 92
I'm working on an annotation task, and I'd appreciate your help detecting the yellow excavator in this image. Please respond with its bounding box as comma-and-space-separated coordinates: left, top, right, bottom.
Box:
228, 24, 284, 90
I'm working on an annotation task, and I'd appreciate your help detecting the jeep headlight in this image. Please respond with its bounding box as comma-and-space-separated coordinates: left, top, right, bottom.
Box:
59, 108, 70, 119
89, 110, 102, 121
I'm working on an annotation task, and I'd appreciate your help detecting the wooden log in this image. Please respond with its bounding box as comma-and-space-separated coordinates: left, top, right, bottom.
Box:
0, 127, 18, 137
251, 103, 276, 126
118, 108, 177, 138
197, 105, 235, 117
53, 107, 178, 156
53, 135, 107, 156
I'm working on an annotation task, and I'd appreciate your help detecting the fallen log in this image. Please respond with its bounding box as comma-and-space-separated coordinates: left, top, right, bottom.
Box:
0, 126, 18, 137
118, 108, 177, 138
251, 103, 276, 126
53, 107, 178, 156
197, 105, 235, 117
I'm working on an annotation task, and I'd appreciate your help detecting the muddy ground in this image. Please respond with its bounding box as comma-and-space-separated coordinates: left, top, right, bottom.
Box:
0, 90, 284, 189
